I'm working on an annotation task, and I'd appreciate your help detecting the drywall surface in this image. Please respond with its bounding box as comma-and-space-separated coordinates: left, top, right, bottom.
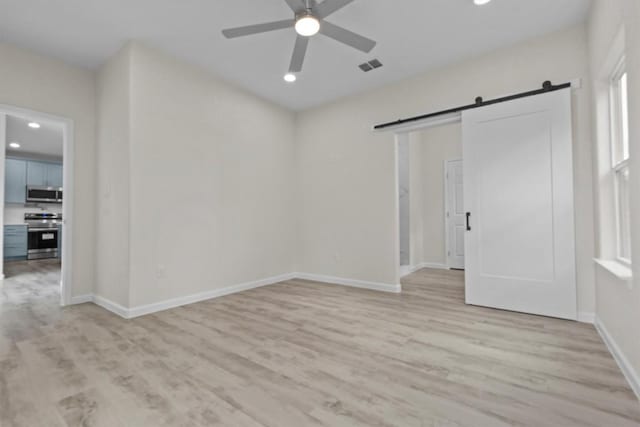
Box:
126, 43, 297, 307
95, 44, 132, 307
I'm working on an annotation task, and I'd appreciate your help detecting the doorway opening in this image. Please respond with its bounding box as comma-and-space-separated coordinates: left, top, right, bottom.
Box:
395, 119, 464, 279
0, 105, 74, 307
389, 88, 576, 320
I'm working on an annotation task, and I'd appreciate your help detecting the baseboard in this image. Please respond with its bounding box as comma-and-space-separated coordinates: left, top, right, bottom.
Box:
400, 265, 420, 277
420, 262, 450, 270
92, 295, 131, 319
577, 312, 595, 324
69, 271, 401, 319
70, 294, 93, 304
294, 272, 401, 293
127, 273, 296, 318
594, 316, 640, 400
71, 273, 296, 319
400, 263, 450, 277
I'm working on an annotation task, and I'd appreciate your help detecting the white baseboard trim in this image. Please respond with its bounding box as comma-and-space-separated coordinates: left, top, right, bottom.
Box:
93, 295, 131, 319
401, 262, 450, 277
577, 312, 595, 324
68, 271, 401, 319
400, 265, 420, 277
70, 273, 296, 319
294, 272, 401, 293
70, 294, 93, 305
420, 262, 450, 270
594, 316, 640, 400
127, 273, 296, 318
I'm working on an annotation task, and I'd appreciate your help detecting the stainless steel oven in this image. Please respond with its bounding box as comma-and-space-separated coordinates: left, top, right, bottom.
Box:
25, 213, 62, 260
26, 186, 62, 203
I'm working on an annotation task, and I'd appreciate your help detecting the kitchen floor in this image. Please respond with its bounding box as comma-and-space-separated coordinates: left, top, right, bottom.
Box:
1, 265, 639, 426
1, 258, 61, 304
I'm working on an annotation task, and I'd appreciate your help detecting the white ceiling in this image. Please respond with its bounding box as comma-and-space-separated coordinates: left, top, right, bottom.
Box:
0, 0, 591, 110
6, 115, 63, 159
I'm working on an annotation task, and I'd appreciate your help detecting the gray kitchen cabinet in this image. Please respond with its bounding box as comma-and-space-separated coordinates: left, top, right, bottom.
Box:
4, 225, 28, 260
26, 161, 63, 188
47, 164, 63, 188
26, 161, 47, 186
5, 158, 27, 204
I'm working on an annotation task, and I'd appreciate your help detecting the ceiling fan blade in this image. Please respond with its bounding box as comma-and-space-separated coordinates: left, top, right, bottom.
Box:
283, 0, 306, 13
314, 0, 355, 19
222, 19, 294, 39
319, 21, 376, 53
289, 35, 310, 73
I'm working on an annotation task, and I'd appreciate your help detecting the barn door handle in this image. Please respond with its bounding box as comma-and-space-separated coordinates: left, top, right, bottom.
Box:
466, 212, 471, 231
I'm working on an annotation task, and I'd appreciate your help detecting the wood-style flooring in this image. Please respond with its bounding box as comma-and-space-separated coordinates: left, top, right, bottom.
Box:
1, 261, 639, 426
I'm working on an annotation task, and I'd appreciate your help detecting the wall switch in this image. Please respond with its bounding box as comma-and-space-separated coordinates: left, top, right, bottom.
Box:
570, 78, 582, 90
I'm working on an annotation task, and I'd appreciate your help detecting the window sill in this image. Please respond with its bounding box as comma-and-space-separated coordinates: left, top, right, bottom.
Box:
594, 258, 633, 281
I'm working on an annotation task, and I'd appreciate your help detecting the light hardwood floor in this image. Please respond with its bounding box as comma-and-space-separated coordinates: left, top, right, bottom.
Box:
1, 262, 639, 426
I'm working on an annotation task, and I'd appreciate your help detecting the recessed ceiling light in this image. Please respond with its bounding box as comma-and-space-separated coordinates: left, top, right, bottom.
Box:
28, 121, 41, 129
295, 15, 320, 37
9, 142, 20, 149
284, 73, 297, 83
474, 0, 492, 4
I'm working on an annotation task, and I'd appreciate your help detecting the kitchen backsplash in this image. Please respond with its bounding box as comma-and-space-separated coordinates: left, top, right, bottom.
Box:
4, 204, 62, 225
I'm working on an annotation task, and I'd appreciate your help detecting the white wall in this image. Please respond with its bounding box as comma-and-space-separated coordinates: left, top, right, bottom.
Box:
0, 42, 96, 297
588, 0, 640, 390
296, 25, 596, 314
93, 43, 297, 309
96, 44, 132, 307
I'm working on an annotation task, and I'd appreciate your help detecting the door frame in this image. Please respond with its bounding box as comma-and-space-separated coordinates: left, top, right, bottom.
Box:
0, 104, 75, 307
444, 158, 463, 270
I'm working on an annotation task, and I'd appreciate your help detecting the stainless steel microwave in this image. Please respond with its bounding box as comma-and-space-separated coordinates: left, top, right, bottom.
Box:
26, 186, 62, 203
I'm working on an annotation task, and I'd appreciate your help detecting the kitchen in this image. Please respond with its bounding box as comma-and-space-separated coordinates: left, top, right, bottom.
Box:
3, 114, 63, 282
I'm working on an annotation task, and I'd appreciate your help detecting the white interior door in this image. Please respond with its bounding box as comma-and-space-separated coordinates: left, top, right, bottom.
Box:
462, 89, 577, 320
446, 160, 465, 269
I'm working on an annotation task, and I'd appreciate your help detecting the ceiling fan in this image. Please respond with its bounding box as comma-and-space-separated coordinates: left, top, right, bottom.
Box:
221, 0, 376, 78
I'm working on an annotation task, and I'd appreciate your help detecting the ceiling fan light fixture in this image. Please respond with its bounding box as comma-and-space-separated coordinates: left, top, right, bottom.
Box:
295, 15, 320, 37
284, 73, 297, 82
473, 0, 492, 5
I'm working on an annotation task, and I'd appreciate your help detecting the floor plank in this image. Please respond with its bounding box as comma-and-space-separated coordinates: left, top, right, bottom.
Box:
1, 261, 639, 426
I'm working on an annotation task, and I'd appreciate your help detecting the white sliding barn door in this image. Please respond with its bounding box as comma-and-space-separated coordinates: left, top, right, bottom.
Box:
462, 89, 576, 320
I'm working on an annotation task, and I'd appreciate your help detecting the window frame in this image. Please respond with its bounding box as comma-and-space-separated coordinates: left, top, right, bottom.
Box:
609, 57, 631, 265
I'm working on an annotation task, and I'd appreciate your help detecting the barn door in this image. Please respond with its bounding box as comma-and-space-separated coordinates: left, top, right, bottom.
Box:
462, 89, 577, 320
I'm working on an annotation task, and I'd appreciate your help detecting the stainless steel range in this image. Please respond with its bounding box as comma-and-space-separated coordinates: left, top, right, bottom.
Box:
25, 212, 62, 260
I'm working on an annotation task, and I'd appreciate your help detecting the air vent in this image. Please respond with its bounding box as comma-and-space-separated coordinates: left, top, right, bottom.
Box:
359, 59, 383, 72
369, 59, 383, 69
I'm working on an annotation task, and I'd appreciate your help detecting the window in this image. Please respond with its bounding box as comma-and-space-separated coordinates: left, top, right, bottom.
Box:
610, 61, 631, 263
